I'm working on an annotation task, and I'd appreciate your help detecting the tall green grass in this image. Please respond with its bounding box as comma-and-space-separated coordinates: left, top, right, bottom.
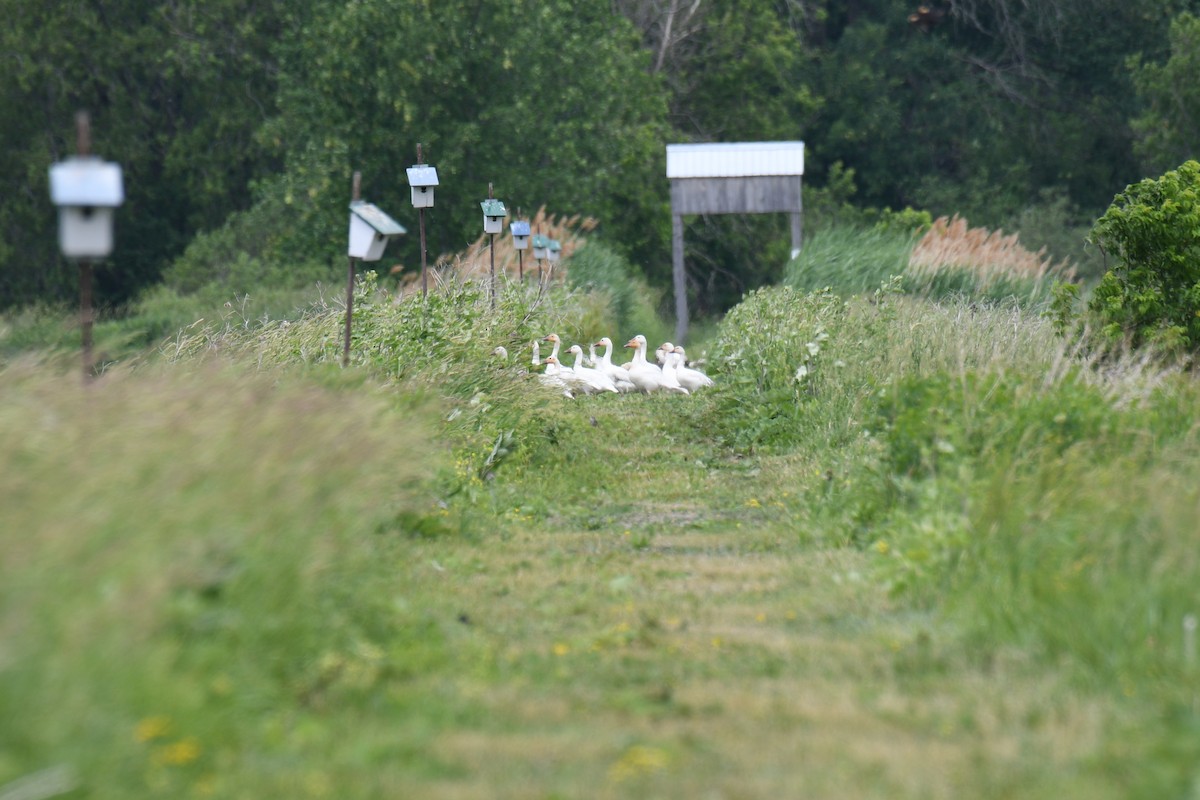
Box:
784, 225, 915, 295
0, 361, 448, 797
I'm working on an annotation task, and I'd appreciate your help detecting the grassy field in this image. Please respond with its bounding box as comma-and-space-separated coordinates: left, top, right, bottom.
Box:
3, 249, 1200, 797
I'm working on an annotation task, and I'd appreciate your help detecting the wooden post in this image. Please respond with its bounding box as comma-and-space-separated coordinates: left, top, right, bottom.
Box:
488, 183, 496, 309
672, 214, 688, 344
76, 112, 95, 382
790, 177, 803, 259
417, 144, 428, 298
343, 171, 361, 368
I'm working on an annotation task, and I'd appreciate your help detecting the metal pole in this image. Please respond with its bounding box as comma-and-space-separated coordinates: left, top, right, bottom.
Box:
518, 248, 523, 282
344, 171, 361, 368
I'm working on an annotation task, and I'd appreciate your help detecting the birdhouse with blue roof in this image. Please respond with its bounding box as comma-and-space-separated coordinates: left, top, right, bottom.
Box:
348, 200, 406, 261
49, 156, 124, 258
532, 234, 550, 260
510, 220, 531, 250
481, 198, 507, 235
406, 164, 439, 209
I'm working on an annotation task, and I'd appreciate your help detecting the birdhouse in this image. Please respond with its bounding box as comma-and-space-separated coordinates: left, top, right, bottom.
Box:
406, 165, 439, 208
510, 220, 531, 250
532, 234, 550, 260
348, 200, 406, 261
547, 239, 562, 263
48, 156, 124, 258
481, 198, 507, 235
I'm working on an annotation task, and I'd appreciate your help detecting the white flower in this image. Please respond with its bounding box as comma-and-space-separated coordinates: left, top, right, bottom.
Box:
806, 341, 820, 357
794, 364, 809, 381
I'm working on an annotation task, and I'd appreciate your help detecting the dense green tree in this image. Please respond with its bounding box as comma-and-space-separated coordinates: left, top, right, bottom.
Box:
1088, 159, 1200, 351
0, 0, 306, 310
223, 0, 671, 289
1129, 11, 1200, 175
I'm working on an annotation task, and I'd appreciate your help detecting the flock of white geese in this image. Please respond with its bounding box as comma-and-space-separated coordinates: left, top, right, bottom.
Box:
494, 334, 715, 398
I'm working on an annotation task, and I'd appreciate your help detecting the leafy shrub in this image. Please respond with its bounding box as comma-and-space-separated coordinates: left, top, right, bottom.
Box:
1003, 187, 1107, 283
162, 185, 336, 295
565, 241, 642, 334
702, 285, 849, 451
1088, 159, 1200, 353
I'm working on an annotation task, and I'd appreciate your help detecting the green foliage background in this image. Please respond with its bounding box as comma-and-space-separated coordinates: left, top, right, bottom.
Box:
3, 0, 1200, 316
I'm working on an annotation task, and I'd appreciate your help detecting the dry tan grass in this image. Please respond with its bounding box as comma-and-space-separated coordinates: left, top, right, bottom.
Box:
392, 206, 597, 296
908, 215, 1075, 287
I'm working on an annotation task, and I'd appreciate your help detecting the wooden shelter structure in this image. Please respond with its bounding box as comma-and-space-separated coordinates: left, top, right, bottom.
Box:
666, 141, 805, 342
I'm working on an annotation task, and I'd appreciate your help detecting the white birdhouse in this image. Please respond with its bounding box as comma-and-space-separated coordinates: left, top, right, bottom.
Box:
510, 220, 530, 250
547, 239, 562, 263
48, 156, 124, 258
406, 165, 439, 208
532, 234, 550, 260
481, 198, 507, 235
348, 201, 406, 261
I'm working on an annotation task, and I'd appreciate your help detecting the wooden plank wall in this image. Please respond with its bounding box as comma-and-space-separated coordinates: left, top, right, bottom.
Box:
670, 176, 801, 215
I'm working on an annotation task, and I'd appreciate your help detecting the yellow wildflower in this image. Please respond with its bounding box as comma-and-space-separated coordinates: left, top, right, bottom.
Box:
154, 737, 202, 766
134, 716, 171, 743
608, 745, 670, 782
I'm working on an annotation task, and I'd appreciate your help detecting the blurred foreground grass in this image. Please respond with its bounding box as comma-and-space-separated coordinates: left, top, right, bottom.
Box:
0, 362, 443, 796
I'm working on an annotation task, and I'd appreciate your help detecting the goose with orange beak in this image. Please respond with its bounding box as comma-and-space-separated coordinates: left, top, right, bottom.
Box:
623, 334, 666, 394
593, 337, 636, 392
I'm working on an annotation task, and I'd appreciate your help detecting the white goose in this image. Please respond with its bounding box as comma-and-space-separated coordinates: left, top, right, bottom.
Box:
540, 355, 577, 398
542, 333, 566, 367
566, 344, 619, 394
593, 337, 637, 392
533, 341, 573, 397
672, 346, 714, 392
659, 347, 690, 395
623, 334, 666, 394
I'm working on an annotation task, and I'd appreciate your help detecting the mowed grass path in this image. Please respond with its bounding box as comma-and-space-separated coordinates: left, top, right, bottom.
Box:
391, 397, 1110, 800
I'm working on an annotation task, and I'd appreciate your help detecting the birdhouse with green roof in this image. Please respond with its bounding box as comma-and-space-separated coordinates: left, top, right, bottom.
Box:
532, 234, 550, 260
348, 200, 406, 261
481, 198, 507, 235
547, 238, 562, 263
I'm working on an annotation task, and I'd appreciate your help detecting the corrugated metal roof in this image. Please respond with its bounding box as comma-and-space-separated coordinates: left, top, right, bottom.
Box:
349, 201, 407, 235
510, 220, 531, 236
666, 141, 805, 178
406, 165, 439, 187
49, 157, 125, 206
481, 198, 507, 217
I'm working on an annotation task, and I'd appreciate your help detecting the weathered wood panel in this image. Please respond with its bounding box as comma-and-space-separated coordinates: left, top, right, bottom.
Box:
670, 176, 802, 215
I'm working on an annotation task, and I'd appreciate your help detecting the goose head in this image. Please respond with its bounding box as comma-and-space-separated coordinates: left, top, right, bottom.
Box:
542, 333, 561, 345
595, 336, 613, 349
624, 334, 647, 350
